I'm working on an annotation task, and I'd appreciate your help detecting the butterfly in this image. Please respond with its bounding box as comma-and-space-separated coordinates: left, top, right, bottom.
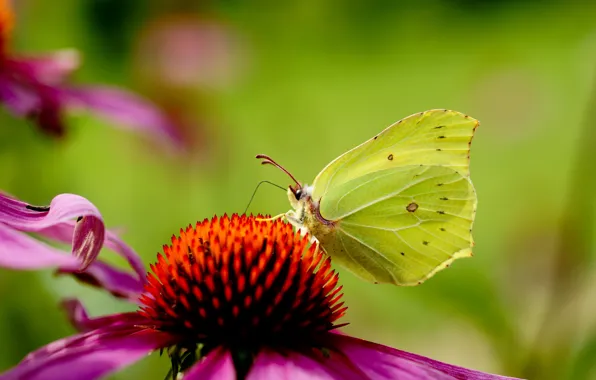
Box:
257, 109, 479, 286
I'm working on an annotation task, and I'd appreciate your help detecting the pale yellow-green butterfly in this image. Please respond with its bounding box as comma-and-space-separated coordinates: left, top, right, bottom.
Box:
257, 109, 479, 286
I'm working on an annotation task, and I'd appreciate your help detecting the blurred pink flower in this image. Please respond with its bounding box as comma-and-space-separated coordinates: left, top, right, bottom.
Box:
0, 0, 183, 147
130, 14, 247, 157
0, 210, 522, 380
135, 15, 245, 89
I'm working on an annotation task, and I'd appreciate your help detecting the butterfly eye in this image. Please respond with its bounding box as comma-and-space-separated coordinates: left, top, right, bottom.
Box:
294, 189, 302, 200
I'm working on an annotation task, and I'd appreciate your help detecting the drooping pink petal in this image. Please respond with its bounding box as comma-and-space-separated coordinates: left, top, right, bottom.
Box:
61, 301, 149, 332
58, 260, 145, 301
182, 348, 236, 380
61, 86, 185, 148
329, 334, 522, 380
0, 222, 143, 298
61, 298, 93, 331
0, 223, 80, 269
104, 230, 148, 285
0, 193, 104, 270
0, 192, 147, 296
39, 222, 146, 283
0, 319, 174, 380
247, 349, 358, 380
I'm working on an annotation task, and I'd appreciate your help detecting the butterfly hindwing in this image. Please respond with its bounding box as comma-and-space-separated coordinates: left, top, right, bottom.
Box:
316, 165, 476, 285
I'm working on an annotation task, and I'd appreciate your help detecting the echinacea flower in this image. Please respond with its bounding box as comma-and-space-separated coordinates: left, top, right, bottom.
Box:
1, 213, 522, 380
0, 191, 145, 300
0, 0, 183, 146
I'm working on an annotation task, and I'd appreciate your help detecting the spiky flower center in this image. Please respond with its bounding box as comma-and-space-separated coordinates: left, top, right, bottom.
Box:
139, 214, 346, 351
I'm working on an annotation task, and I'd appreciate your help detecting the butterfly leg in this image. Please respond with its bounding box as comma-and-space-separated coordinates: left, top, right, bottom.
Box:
255, 213, 286, 222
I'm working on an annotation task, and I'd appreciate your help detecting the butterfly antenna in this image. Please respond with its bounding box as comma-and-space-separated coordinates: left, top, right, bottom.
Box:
244, 180, 286, 214
256, 154, 301, 187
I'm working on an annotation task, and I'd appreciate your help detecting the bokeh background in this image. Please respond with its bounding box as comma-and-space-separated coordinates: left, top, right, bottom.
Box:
1, 0, 596, 379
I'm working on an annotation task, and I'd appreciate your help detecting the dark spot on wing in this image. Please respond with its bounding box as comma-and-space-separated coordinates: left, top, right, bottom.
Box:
438, 136, 446, 139
440, 197, 448, 201
416, 112, 424, 124
374, 135, 378, 140
387, 154, 394, 161
434, 125, 444, 129
25, 205, 50, 212
440, 228, 446, 231
406, 202, 418, 212
423, 241, 429, 245
400, 252, 405, 256
437, 183, 444, 187
436, 148, 442, 151
437, 211, 445, 215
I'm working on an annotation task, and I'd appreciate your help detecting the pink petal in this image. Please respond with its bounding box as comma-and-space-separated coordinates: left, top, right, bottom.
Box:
0, 192, 147, 297
61, 301, 149, 332
0, 222, 143, 299
0, 318, 174, 380
0, 75, 40, 115
247, 349, 358, 380
0, 193, 105, 270
61, 86, 185, 149
104, 230, 148, 286
14, 50, 80, 85
58, 260, 145, 301
0, 223, 79, 269
330, 335, 522, 380
182, 348, 236, 380
39, 222, 147, 283
61, 299, 93, 331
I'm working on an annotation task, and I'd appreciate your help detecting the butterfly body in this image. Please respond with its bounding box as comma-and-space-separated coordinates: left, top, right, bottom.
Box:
285, 185, 333, 239
260, 109, 479, 286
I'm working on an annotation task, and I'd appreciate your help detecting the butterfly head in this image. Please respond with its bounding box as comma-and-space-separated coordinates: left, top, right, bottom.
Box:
256, 154, 315, 227
287, 183, 313, 210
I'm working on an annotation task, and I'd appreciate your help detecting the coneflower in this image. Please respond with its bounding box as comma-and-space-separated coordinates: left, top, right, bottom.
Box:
1, 212, 521, 380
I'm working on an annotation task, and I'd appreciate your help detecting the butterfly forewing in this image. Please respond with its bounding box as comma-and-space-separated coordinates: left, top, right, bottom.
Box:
312, 110, 478, 201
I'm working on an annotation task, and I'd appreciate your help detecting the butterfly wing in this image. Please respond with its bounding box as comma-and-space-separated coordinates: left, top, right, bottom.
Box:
313, 165, 476, 285
311, 109, 479, 201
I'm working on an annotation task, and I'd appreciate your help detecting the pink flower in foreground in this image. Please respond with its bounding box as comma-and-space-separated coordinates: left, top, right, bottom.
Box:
0, 0, 183, 146
0, 210, 522, 380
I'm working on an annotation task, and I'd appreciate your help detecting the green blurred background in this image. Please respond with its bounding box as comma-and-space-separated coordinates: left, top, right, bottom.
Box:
1, 0, 596, 379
